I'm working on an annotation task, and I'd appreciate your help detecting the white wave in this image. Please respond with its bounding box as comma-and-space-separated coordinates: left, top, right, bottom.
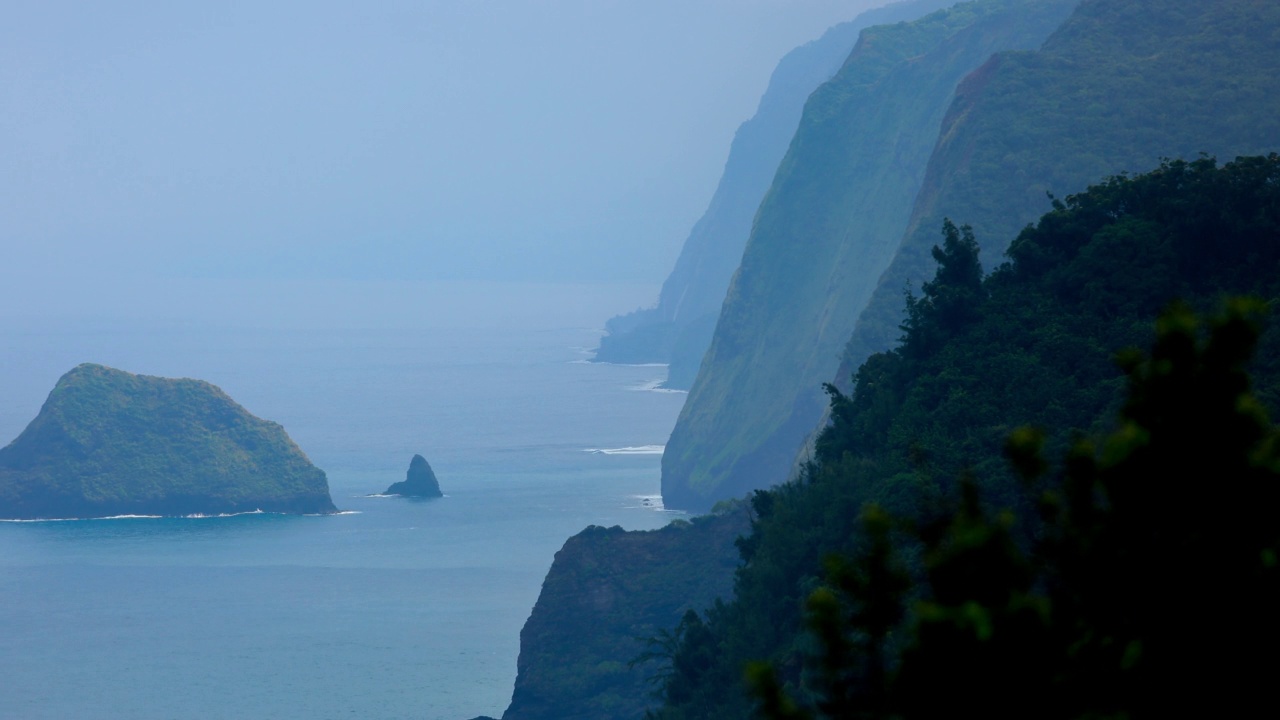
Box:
584, 445, 665, 456
358, 493, 446, 500
629, 379, 689, 394
3, 513, 168, 522
1, 508, 341, 522
624, 494, 687, 514
630, 494, 664, 509
179, 509, 266, 519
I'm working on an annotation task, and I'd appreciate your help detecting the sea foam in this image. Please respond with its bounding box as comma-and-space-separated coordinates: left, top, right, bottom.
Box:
629, 379, 689, 394
584, 445, 665, 455
0, 509, 308, 522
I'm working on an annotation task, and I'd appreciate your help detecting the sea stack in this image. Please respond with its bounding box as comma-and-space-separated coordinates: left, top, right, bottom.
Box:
385, 454, 443, 497
0, 363, 337, 519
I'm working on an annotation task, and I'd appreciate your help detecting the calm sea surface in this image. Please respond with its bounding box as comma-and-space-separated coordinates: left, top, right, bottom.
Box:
0, 314, 685, 719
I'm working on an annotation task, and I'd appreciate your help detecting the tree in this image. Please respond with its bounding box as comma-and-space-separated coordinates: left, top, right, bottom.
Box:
899, 220, 985, 361
753, 299, 1280, 719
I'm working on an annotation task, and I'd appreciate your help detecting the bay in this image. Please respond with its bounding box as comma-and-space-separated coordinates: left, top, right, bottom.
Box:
0, 293, 685, 720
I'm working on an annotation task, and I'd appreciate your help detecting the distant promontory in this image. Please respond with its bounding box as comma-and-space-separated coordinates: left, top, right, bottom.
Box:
384, 454, 443, 497
0, 363, 337, 519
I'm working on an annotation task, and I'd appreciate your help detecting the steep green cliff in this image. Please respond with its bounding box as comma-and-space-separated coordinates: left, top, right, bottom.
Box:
594, 0, 956, 390
500, 508, 750, 720
0, 363, 336, 518
662, 0, 1077, 511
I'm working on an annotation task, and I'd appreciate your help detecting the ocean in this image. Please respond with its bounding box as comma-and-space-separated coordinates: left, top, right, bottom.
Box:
0, 295, 685, 720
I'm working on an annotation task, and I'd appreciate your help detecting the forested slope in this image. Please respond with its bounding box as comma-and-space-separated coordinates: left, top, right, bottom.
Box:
654, 154, 1280, 718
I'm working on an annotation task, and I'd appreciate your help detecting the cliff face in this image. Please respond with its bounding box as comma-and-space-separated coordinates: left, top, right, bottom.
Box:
832, 0, 1280, 398
661, 0, 1078, 512
0, 363, 336, 518
594, 0, 956, 390
500, 508, 750, 720
503, 0, 1280, 715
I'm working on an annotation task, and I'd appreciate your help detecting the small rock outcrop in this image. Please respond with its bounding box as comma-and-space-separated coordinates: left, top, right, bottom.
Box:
384, 454, 443, 497
0, 363, 337, 519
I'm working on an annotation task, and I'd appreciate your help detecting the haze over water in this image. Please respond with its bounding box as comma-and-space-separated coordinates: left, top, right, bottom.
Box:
0, 296, 686, 720
0, 1, 888, 716
1, 0, 879, 303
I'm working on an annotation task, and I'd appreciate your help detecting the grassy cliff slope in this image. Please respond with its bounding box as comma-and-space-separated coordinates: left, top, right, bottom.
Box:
835, 0, 1280, 394
594, 0, 957, 390
662, 0, 1077, 511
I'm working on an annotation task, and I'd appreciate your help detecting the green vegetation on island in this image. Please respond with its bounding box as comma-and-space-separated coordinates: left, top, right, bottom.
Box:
0, 363, 336, 519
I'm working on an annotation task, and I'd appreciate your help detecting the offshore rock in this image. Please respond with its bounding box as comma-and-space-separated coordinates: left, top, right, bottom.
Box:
384, 454, 443, 498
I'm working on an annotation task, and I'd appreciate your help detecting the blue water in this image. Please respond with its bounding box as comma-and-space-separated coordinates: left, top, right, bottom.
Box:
0, 316, 685, 719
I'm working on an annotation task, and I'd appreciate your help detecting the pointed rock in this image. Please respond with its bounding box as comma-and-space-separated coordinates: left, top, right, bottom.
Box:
385, 454, 442, 498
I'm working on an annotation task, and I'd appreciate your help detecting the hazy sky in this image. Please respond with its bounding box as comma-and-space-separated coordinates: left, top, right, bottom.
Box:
2, 0, 881, 322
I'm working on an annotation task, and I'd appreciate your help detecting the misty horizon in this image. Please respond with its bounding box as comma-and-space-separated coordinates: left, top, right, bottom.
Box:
3, 0, 880, 326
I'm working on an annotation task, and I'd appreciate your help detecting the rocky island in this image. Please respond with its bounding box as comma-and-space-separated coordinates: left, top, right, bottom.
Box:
0, 363, 337, 519
384, 454, 443, 497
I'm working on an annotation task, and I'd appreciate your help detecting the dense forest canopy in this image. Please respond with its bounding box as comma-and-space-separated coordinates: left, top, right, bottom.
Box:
650, 155, 1280, 718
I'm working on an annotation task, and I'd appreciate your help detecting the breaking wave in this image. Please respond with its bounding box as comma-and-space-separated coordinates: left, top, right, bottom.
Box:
584, 445, 665, 455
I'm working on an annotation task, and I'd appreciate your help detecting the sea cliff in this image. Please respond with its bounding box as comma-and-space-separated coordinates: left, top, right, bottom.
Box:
500, 507, 750, 720
661, 0, 1077, 512
594, 0, 956, 390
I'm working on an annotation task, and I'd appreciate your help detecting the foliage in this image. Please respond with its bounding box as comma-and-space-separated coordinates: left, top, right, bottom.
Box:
753, 298, 1280, 718
0, 363, 334, 518
652, 154, 1280, 718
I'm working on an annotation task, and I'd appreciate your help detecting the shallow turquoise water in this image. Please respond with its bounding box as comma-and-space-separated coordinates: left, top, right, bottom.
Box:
0, 319, 684, 719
